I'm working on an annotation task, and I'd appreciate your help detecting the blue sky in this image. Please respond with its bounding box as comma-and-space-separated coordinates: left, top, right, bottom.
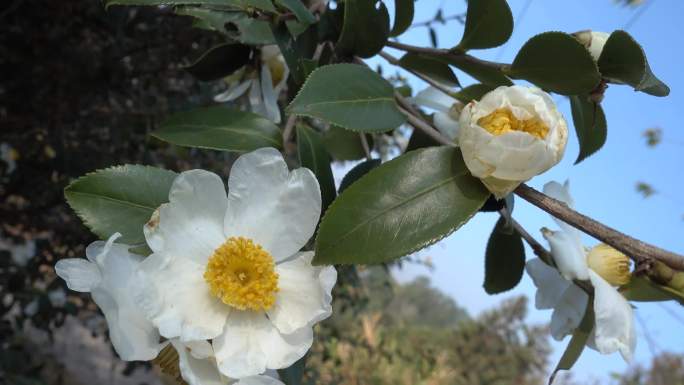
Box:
361, 0, 684, 382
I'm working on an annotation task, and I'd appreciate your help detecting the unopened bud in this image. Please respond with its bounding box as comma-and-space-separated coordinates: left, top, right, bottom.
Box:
574, 30, 611, 61
586, 244, 631, 286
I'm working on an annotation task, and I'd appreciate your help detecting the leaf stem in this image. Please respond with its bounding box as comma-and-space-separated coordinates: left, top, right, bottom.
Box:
394, 93, 455, 147
385, 40, 511, 72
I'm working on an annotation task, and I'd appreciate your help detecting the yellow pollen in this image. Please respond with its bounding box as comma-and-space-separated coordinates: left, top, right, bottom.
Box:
204, 237, 279, 311
586, 243, 632, 286
477, 108, 549, 139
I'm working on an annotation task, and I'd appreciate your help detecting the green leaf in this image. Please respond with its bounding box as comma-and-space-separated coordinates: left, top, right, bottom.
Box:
510, 32, 601, 95
549, 299, 594, 384
597, 30, 669, 97
65, 165, 177, 244
336, 0, 390, 58
622, 276, 684, 304
406, 124, 441, 151
483, 217, 525, 294
322, 126, 371, 161
399, 53, 460, 87
275, 0, 315, 24
569, 95, 607, 164
338, 159, 381, 193
390, 0, 415, 37
184, 43, 251, 81
451, 83, 495, 104
445, 58, 512, 87
287, 64, 406, 133
314, 147, 489, 265
296, 124, 336, 211
456, 0, 513, 51
177, 8, 275, 44
106, 0, 276, 12
278, 354, 307, 385
153, 106, 282, 152
271, 22, 317, 84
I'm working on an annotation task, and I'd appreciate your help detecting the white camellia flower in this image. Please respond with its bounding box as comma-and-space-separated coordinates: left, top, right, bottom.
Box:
55, 233, 163, 361
411, 86, 463, 140
526, 181, 636, 362
458, 85, 568, 199
214, 45, 289, 123
135, 147, 337, 379
574, 30, 611, 61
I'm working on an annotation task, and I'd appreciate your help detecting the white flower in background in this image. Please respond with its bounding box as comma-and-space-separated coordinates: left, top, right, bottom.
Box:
574, 30, 611, 61
458, 85, 568, 199
55, 233, 163, 361
526, 181, 636, 362
412, 86, 463, 140
214, 45, 289, 123
0, 237, 36, 266
136, 147, 337, 378
1, 142, 19, 174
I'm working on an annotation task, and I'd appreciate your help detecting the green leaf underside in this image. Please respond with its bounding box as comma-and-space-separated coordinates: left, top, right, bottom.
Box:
483, 217, 525, 294
510, 32, 601, 95
399, 53, 460, 87
622, 276, 684, 305
550, 300, 594, 384
451, 83, 496, 104
65, 165, 177, 244
598, 30, 669, 97
314, 147, 489, 265
569, 95, 607, 164
338, 158, 381, 193
153, 106, 282, 152
105, 0, 276, 12
184, 43, 251, 81
278, 354, 307, 385
336, 0, 390, 58
445, 58, 513, 87
177, 7, 276, 44
389, 0, 415, 37
322, 126, 371, 161
457, 0, 513, 51
296, 124, 337, 211
287, 64, 406, 133
275, 0, 316, 24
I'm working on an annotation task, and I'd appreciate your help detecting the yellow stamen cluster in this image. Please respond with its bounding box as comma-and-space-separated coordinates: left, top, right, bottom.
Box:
267, 57, 286, 87
204, 237, 279, 311
586, 243, 632, 286
153, 345, 183, 383
477, 108, 549, 139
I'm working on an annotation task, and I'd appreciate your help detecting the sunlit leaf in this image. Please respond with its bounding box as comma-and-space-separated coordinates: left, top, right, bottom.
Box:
456, 0, 513, 51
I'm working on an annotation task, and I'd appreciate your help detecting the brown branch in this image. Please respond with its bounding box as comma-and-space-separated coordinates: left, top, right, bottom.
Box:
515, 183, 684, 271
359, 133, 372, 160
378, 51, 456, 97
385, 40, 511, 72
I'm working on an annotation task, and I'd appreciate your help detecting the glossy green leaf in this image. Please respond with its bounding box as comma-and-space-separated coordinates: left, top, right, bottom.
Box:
153, 107, 282, 152
275, 0, 315, 24
177, 8, 275, 44
390, 0, 415, 37
106, 0, 276, 12
184, 43, 251, 81
598, 30, 669, 97
314, 147, 489, 265
338, 159, 381, 193
65, 165, 177, 244
322, 126, 371, 161
399, 53, 460, 87
287, 64, 406, 133
451, 83, 495, 104
336, 0, 390, 58
446, 58, 512, 87
456, 0, 513, 51
510, 32, 601, 95
569, 95, 607, 164
483, 217, 525, 294
549, 300, 594, 384
297, 124, 336, 211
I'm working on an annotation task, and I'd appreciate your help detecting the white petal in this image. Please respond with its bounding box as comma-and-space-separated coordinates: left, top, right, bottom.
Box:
249, 79, 267, 117
146, 170, 227, 264
224, 148, 321, 262
267, 252, 337, 334
260, 64, 281, 123
135, 252, 229, 341
412, 86, 455, 112
214, 80, 252, 102
542, 229, 590, 281
235, 376, 285, 385
543, 181, 583, 245
588, 270, 636, 362
214, 311, 313, 378
550, 284, 589, 340
172, 340, 224, 385
55, 258, 101, 292
185, 339, 214, 360
525, 258, 571, 310
433, 112, 459, 140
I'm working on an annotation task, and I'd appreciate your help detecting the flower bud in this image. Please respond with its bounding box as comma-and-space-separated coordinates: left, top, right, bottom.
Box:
586, 244, 631, 286
574, 30, 611, 61
457, 86, 568, 198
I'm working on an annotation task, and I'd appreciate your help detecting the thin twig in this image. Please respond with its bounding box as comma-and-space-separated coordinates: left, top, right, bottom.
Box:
397, 105, 454, 147
515, 183, 684, 271
282, 114, 297, 146
378, 51, 457, 96
385, 40, 511, 72
359, 133, 372, 160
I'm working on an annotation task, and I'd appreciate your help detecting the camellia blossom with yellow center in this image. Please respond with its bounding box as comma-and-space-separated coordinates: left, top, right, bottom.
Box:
134, 147, 337, 379
458, 85, 568, 198
526, 181, 636, 363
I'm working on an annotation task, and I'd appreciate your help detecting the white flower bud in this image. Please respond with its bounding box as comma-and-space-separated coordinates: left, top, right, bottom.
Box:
575, 30, 611, 61
457, 86, 568, 198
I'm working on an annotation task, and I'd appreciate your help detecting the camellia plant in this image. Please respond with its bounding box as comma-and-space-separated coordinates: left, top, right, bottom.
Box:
51, 0, 684, 384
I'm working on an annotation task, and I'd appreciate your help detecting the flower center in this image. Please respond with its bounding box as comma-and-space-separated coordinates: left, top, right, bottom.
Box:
203, 237, 279, 311
586, 243, 632, 286
477, 108, 549, 139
